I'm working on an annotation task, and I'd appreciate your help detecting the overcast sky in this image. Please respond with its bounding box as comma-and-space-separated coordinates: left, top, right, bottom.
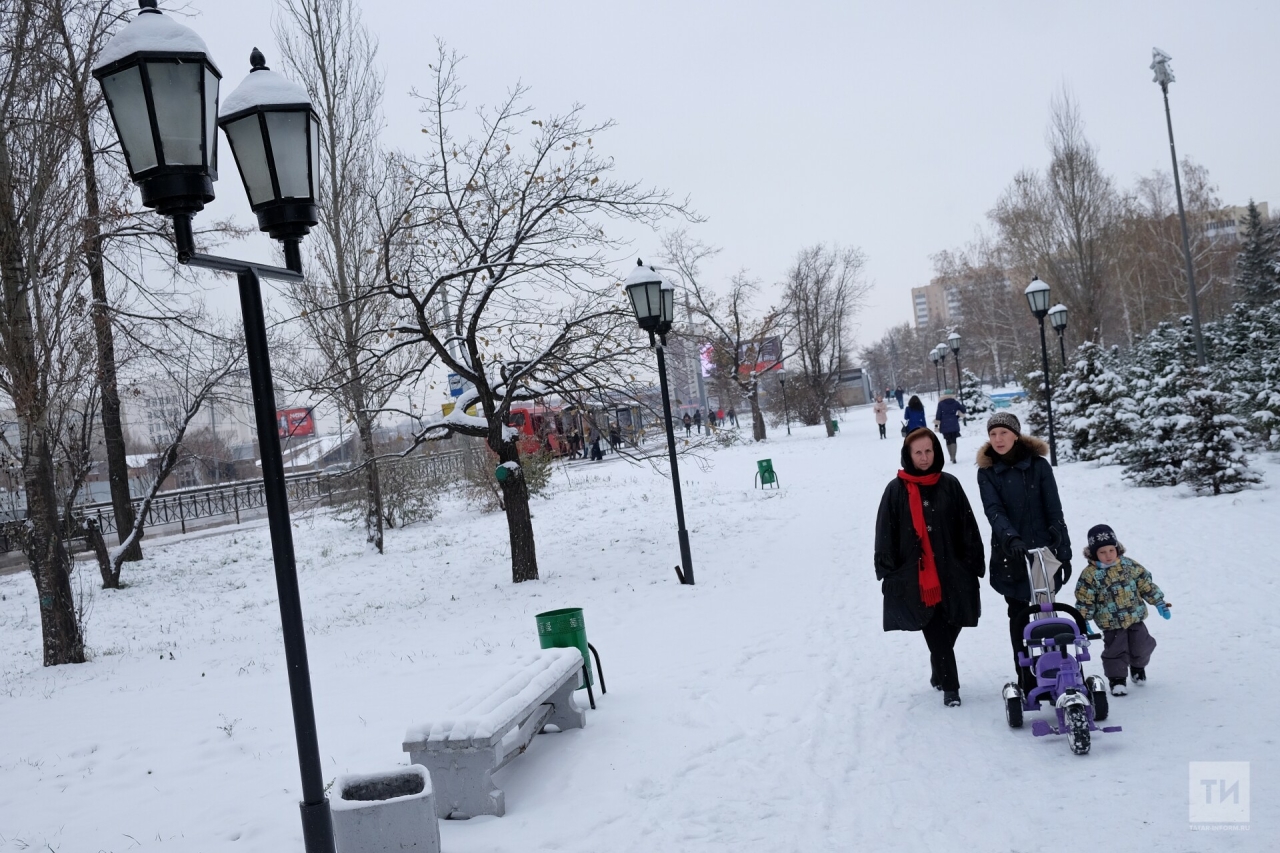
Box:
185, 0, 1280, 355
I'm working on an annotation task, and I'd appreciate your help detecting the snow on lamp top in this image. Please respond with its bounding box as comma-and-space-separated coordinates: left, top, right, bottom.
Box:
220, 49, 312, 118
1024, 276, 1051, 315
1150, 48, 1174, 87
94, 0, 219, 75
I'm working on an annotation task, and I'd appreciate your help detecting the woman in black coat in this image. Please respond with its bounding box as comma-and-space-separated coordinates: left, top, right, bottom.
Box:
874, 428, 986, 706
975, 412, 1072, 692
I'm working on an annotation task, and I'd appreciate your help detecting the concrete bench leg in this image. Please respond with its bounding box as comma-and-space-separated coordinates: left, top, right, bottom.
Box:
410, 746, 504, 819
543, 671, 587, 732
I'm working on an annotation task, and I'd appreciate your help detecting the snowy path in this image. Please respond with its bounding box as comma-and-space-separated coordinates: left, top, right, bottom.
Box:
0, 410, 1275, 852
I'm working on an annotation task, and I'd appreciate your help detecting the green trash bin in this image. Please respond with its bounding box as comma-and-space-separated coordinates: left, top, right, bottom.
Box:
829, 419, 839, 433
536, 607, 592, 688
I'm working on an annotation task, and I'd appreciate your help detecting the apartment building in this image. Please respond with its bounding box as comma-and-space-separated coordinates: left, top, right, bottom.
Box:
910, 279, 963, 329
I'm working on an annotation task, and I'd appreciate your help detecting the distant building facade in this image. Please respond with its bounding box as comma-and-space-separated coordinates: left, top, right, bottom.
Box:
911, 279, 963, 329
1203, 202, 1270, 242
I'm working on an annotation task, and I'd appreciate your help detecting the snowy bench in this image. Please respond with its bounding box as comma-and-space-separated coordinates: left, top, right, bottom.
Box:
402, 648, 587, 819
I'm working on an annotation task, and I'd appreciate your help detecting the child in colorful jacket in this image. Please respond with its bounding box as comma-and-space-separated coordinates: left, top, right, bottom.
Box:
1074, 523, 1171, 696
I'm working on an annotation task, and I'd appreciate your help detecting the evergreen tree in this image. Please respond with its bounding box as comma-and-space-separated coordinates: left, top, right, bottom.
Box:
1177, 378, 1262, 495
1119, 320, 1196, 487
1057, 340, 1132, 462
1234, 200, 1280, 304
957, 367, 992, 418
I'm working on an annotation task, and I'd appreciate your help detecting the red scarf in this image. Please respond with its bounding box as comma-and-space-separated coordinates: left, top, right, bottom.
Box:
897, 469, 943, 607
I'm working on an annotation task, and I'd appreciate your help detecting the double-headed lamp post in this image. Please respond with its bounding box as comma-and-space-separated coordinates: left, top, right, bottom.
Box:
777, 365, 790, 435
934, 343, 950, 393
626, 260, 695, 585
94, 3, 333, 851
928, 347, 941, 397
1048, 303, 1069, 369
1024, 277, 1058, 467
947, 331, 962, 393
1150, 48, 1207, 367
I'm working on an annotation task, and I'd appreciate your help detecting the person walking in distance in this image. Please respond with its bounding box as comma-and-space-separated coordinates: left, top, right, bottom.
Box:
904, 395, 928, 433
873, 394, 889, 439
682, 412, 692, 438
933, 392, 968, 464
875, 428, 986, 707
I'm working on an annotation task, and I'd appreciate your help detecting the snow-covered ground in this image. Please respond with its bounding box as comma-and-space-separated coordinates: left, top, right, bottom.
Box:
1, 407, 1275, 852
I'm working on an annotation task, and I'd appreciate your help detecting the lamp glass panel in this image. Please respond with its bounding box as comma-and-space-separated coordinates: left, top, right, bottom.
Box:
203, 68, 219, 175
266, 111, 310, 198
660, 286, 674, 325
308, 114, 321, 199
627, 283, 657, 322
147, 62, 203, 165
101, 66, 157, 174
223, 115, 275, 206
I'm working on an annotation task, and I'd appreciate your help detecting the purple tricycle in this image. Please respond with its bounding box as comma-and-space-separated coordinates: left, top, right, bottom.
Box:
1002, 549, 1121, 755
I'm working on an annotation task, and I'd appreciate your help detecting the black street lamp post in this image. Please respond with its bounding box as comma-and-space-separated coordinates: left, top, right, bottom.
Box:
1024, 277, 1058, 467
947, 332, 962, 393
1049, 303, 1068, 369
626, 261, 694, 585
1150, 49, 1207, 367
929, 347, 941, 397
95, 4, 333, 851
935, 344, 949, 392
778, 365, 790, 435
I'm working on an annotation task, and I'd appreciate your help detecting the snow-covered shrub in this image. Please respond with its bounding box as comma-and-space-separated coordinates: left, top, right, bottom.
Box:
461, 449, 554, 513
378, 458, 441, 529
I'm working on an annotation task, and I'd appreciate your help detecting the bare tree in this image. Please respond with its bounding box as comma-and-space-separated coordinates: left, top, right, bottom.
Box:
991, 90, 1120, 342
85, 325, 243, 589
274, 0, 399, 553
0, 0, 99, 663
663, 230, 793, 441
370, 46, 686, 583
784, 244, 868, 435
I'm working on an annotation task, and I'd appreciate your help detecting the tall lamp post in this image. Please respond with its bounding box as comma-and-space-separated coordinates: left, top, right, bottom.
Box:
94, 4, 334, 850
1048, 303, 1069, 369
626, 260, 695, 585
1024, 277, 1058, 467
935, 343, 950, 392
777, 365, 790, 435
1150, 48, 1207, 367
947, 331, 962, 393
929, 347, 941, 397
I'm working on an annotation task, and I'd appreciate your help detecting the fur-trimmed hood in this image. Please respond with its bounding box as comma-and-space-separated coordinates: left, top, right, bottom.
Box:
975, 434, 1051, 469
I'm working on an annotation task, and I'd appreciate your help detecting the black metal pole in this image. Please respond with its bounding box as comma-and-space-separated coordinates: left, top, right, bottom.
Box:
933, 361, 940, 398
1037, 317, 1058, 467
237, 267, 335, 852
781, 378, 790, 435
1057, 329, 1067, 369
953, 351, 962, 395
1161, 83, 1207, 367
654, 334, 694, 585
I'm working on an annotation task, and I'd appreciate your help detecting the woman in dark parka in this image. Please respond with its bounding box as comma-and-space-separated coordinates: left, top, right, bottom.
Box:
975, 411, 1072, 692
874, 428, 986, 706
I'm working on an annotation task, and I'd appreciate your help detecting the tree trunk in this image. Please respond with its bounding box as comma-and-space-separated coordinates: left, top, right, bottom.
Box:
749, 388, 767, 441
823, 405, 835, 437
495, 438, 538, 582
353, 398, 383, 553
54, 6, 140, 563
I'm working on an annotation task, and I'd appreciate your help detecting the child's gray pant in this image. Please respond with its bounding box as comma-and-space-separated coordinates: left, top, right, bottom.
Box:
1101, 621, 1156, 679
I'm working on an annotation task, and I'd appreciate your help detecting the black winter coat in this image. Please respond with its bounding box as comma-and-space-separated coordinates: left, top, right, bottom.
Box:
874, 433, 986, 631
975, 435, 1072, 600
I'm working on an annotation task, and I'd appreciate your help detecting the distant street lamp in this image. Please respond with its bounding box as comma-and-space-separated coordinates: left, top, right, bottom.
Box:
1048, 303, 1069, 369
929, 347, 941, 397
626, 260, 694, 585
777, 364, 790, 436
1150, 48, 1207, 367
94, 4, 333, 850
1024, 277, 1058, 466
947, 332, 963, 419
935, 343, 950, 392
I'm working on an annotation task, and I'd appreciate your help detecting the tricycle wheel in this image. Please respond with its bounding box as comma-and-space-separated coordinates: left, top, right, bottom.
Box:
1005, 695, 1023, 729
1067, 705, 1091, 755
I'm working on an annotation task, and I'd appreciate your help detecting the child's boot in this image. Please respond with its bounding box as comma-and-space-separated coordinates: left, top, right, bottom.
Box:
1109, 677, 1128, 696
1131, 666, 1146, 683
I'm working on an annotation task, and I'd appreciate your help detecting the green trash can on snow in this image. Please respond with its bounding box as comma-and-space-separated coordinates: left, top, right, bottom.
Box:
536, 607, 593, 688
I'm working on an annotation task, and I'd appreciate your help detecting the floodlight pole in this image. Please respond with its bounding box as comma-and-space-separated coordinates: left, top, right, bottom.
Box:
1159, 80, 1207, 367
653, 332, 694, 585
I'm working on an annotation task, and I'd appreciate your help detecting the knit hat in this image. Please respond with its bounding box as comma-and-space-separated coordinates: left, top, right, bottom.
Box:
1085, 524, 1119, 560
986, 412, 1021, 436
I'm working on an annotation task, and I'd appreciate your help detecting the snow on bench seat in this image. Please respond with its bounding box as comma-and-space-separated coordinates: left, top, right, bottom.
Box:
403, 648, 586, 818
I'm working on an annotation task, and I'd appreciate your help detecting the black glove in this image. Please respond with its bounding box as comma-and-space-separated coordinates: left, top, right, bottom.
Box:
1054, 564, 1072, 591
1005, 537, 1028, 561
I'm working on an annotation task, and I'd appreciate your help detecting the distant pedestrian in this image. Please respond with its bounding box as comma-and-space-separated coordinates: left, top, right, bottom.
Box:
904, 395, 927, 433
693, 409, 703, 434
728, 406, 738, 426
933, 393, 968, 464
683, 412, 692, 437
873, 395, 889, 439
608, 425, 621, 452
894, 388, 905, 409
590, 433, 604, 461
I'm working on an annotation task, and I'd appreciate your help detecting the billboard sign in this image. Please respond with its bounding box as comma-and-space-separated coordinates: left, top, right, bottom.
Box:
277, 407, 316, 438
738, 336, 783, 374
